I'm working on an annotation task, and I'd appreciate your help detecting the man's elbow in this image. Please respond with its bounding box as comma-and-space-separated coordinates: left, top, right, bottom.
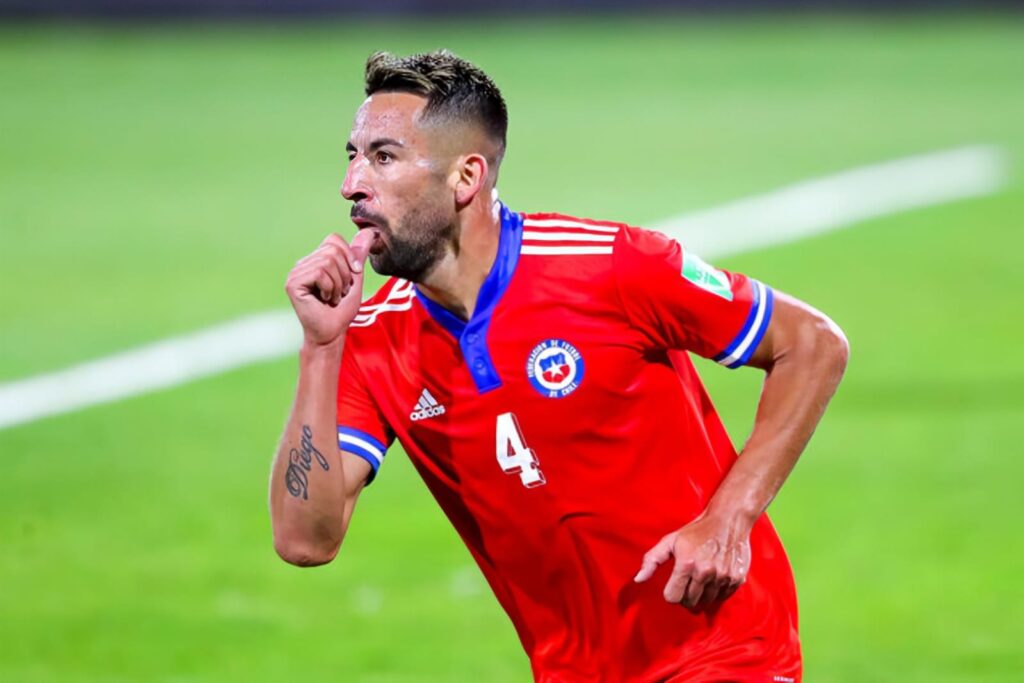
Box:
273, 533, 342, 568
810, 312, 850, 378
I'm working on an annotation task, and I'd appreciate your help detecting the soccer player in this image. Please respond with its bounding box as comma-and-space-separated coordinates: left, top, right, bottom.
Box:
270, 50, 848, 683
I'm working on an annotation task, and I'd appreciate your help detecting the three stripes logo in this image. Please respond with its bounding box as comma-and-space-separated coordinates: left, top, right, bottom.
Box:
520, 216, 620, 256
410, 388, 446, 421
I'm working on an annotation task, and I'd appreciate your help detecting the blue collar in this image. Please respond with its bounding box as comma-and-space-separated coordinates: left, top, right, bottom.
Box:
414, 203, 523, 393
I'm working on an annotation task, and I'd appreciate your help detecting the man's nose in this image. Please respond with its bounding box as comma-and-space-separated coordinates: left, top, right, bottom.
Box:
341, 158, 371, 203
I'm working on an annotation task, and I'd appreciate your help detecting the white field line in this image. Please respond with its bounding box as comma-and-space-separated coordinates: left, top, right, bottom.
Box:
656, 145, 1008, 258
0, 312, 303, 430
0, 145, 1008, 431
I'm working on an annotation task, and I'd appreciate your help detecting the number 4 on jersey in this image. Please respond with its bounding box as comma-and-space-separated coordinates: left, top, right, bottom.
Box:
495, 412, 546, 488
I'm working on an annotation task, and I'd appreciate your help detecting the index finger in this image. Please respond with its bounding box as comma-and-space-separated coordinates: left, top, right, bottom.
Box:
663, 557, 695, 603
317, 234, 365, 276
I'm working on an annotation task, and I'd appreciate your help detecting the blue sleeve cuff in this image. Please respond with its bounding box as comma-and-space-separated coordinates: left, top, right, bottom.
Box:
712, 281, 774, 369
337, 426, 387, 485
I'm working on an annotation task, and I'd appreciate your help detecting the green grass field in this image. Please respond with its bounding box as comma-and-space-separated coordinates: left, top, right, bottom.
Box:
2, 14, 1023, 682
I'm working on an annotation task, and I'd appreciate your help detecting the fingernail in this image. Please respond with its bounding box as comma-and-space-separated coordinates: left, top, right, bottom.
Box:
353, 259, 363, 272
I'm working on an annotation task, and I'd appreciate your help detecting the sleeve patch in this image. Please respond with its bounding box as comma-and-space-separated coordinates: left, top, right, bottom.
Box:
681, 251, 734, 301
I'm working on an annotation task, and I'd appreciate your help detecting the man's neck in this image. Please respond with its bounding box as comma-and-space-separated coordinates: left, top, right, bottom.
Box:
416, 199, 503, 322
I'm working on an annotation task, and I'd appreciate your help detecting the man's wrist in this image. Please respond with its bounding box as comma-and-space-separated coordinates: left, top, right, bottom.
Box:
703, 494, 763, 535
300, 335, 346, 362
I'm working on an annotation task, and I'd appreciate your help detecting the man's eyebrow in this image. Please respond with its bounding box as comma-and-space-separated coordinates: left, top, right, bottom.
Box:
346, 138, 405, 154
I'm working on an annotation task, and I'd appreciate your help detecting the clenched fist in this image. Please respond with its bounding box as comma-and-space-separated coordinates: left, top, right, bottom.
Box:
285, 230, 377, 346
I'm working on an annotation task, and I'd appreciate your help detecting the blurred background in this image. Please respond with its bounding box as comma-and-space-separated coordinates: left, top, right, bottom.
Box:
1, 1, 1022, 682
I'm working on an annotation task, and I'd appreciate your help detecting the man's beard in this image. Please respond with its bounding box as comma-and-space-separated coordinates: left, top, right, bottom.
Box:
358, 204, 454, 283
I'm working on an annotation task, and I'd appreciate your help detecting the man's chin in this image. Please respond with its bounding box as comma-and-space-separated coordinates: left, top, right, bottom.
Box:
366, 252, 388, 275
366, 244, 444, 283
366, 253, 407, 281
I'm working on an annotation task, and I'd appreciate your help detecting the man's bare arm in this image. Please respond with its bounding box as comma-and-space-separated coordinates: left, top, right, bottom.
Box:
635, 289, 849, 608
269, 231, 375, 567
702, 290, 848, 531
270, 339, 373, 566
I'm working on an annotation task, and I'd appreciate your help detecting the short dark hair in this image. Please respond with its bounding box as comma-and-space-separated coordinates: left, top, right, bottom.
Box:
364, 50, 508, 157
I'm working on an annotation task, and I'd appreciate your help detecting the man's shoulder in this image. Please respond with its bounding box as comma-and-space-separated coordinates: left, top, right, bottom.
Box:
516, 210, 672, 284
520, 210, 683, 265
348, 277, 416, 331
517, 210, 633, 263
520, 210, 632, 234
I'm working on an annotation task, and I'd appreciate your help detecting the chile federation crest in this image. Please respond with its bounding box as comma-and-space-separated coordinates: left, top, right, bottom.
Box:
526, 339, 585, 398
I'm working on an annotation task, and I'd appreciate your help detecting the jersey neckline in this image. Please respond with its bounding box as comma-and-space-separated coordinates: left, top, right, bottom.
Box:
412, 203, 523, 394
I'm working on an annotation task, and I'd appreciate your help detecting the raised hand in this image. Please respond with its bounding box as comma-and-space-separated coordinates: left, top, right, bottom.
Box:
285, 230, 376, 346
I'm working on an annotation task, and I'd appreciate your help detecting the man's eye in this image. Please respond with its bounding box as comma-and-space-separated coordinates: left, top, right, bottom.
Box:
376, 151, 392, 164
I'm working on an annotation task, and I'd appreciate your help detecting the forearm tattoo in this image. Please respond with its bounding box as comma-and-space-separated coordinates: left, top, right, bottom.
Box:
285, 425, 331, 500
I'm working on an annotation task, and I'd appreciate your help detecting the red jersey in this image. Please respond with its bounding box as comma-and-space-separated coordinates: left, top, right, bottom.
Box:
336, 204, 801, 683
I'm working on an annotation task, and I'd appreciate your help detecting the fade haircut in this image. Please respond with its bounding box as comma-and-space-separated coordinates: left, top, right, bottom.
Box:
364, 50, 508, 161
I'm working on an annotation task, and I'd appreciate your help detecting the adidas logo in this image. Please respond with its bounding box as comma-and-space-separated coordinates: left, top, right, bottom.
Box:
410, 388, 446, 421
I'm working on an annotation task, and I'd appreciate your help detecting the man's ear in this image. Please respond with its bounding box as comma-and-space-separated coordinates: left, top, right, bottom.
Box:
453, 153, 489, 208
